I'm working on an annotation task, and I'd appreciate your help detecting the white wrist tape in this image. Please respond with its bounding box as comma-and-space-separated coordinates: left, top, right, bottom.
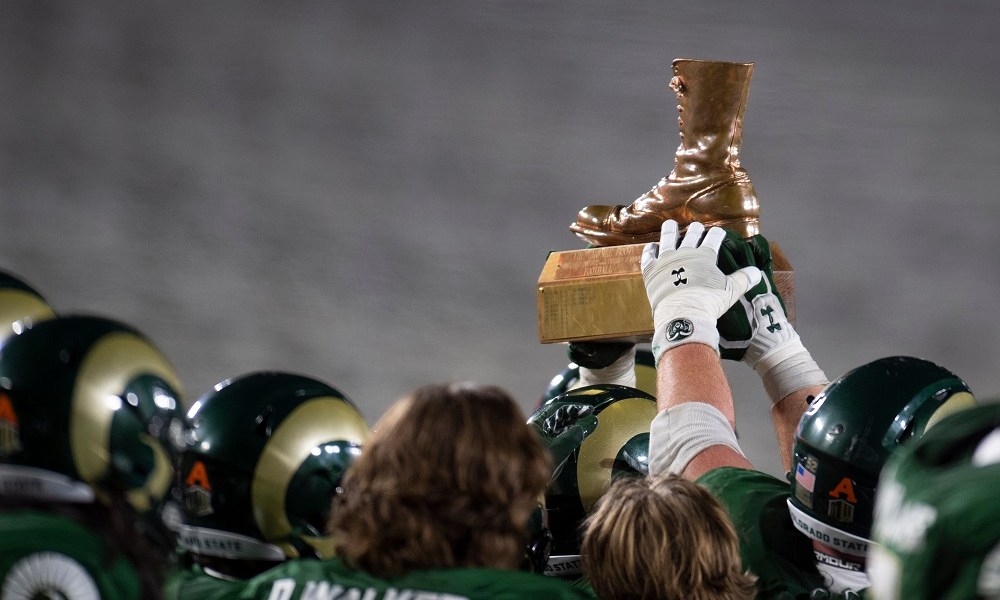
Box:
648, 402, 745, 476
651, 315, 720, 365
753, 338, 829, 404
575, 346, 637, 389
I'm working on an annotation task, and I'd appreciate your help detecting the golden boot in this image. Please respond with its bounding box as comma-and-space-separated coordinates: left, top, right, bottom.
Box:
570, 59, 761, 246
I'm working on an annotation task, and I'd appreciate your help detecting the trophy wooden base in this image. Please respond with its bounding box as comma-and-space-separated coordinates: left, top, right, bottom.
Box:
537, 243, 794, 344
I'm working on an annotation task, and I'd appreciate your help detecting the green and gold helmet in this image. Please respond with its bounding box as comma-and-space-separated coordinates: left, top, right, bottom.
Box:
528, 384, 656, 578
788, 356, 975, 561
868, 402, 1000, 600
0, 315, 184, 514
0, 270, 55, 345
540, 349, 657, 407
178, 371, 369, 577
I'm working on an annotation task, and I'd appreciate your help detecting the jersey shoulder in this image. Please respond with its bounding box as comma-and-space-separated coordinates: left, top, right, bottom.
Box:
234, 559, 594, 600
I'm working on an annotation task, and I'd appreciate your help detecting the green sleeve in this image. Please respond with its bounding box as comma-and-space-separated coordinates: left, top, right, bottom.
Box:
698, 467, 827, 600
163, 564, 244, 600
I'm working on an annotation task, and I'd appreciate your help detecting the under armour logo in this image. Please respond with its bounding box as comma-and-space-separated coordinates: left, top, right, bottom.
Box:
671, 268, 687, 286
761, 305, 781, 333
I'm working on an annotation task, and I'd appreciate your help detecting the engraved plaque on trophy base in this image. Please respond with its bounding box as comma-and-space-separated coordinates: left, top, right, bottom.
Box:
537, 243, 794, 344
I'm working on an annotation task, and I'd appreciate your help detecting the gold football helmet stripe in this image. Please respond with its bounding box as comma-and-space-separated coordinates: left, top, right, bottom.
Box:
252, 396, 369, 542
0, 289, 54, 340
576, 396, 656, 512
925, 391, 976, 432
71, 332, 183, 487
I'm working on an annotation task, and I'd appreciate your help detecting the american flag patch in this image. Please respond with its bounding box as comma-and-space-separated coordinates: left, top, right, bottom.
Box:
795, 463, 816, 492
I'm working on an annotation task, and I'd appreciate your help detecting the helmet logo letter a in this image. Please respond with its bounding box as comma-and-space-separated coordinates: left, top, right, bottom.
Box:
0, 393, 22, 457
827, 477, 857, 524
184, 460, 214, 517
828, 477, 857, 503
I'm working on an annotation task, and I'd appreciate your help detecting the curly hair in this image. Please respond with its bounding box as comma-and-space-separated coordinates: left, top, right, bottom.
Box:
582, 473, 757, 600
331, 382, 551, 577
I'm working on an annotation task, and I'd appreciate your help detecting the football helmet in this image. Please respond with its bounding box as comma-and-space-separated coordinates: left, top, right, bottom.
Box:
541, 348, 657, 406
788, 356, 975, 558
869, 402, 1000, 600
0, 270, 55, 344
178, 371, 369, 578
0, 315, 184, 513
528, 384, 656, 578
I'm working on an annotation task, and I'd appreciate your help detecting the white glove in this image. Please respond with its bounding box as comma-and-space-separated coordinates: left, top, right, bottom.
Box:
641, 220, 761, 364
713, 232, 829, 403
746, 299, 828, 403
742, 288, 798, 369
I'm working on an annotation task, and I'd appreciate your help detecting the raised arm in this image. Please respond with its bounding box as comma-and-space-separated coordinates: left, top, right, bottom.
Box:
640, 220, 761, 480
716, 232, 828, 472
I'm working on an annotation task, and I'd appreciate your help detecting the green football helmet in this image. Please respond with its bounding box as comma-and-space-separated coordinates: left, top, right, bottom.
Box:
528, 384, 656, 578
178, 371, 369, 578
0, 270, 55, 344
868, 402, 1000, 600
788, 356, 975, 559
540, 349, 657, 407
0, 315, 184, 514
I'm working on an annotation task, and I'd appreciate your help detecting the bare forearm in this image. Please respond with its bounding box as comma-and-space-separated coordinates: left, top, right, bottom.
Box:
653, 344, 753, 480
771, 384, 825, 472
656, 344, 736, 427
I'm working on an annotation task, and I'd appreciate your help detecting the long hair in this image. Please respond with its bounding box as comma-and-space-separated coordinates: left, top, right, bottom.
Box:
331, 382, 551, 577
582, 474, 757, 600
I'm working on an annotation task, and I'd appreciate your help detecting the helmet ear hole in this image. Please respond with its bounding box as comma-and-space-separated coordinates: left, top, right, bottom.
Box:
109, 374, 183, 509
285, 442, 361, 537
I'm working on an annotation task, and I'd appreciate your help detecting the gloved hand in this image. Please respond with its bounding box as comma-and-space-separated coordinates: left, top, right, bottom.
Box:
528, 401, 599, 481
640, 220, 761, 364
714, 231, 827, 403
567, 341, 636, 389
715, 231, 789, 363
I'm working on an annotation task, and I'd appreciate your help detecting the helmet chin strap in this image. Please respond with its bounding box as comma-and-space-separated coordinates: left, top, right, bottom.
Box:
176, 524, 286, 562
0, 464, 95, 503
787, 498, 872, 557
543, 554, 582, 577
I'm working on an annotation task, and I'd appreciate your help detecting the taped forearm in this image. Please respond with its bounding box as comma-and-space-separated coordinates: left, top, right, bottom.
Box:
752, 337, 828, 404
648, 402, 745, 476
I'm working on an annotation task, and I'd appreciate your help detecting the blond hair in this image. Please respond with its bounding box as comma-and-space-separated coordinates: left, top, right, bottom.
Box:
582, 473, 757, 600
331, 382, 551, 577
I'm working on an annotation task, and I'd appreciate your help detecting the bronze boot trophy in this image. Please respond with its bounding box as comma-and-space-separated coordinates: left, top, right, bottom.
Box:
570, 59, 761, 246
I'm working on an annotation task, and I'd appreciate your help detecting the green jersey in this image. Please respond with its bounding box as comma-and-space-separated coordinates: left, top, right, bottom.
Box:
169, 557, 595, 600
165, 564, 243, 600
698, 467, 828, 600
0, 509, 141, 599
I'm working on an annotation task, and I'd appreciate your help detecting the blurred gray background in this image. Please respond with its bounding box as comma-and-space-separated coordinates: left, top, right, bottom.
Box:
3, 2, 999, 476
